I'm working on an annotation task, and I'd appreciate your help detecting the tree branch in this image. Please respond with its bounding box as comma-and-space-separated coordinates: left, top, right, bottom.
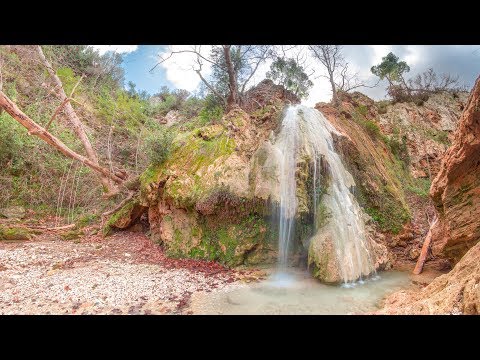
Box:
0, 90, 125, 184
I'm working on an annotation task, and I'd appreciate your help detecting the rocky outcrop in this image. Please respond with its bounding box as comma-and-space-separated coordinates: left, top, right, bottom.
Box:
0, 225, 34, 241
134, 82, 302, 267
103, 199, 147, 236
378, 240, 480, 314
139, 108, 282, 266
316, 90, 467, 268
242, 79, 300, 113
429, 76, 480, 262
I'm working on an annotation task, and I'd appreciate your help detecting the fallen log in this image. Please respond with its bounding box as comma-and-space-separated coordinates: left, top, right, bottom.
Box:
413, 216, 438, 275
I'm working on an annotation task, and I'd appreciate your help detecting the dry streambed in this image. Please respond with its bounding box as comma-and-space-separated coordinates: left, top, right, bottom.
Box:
0, 232, 265, 315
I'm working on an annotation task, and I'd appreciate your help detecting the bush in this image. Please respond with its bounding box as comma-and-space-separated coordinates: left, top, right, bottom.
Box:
376, 100, 390, 114
198, 105, 224, 125
143, 128, 176, 166
387, 134, 410, 165
363, 120, 381, 138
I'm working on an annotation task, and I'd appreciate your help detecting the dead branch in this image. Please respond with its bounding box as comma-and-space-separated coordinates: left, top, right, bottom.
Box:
102, 191, 135, 217
26, 224, 76, 231
413, 216, 438, 275
37, 46, 118, 194
0, 90, 125, 184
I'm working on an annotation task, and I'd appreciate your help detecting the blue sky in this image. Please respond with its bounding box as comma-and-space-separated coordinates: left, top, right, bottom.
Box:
91, 45, 480, 105
121, 45, 173, 95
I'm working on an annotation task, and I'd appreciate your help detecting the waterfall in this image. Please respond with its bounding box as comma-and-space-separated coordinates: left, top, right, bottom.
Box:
272, 105, 375, 283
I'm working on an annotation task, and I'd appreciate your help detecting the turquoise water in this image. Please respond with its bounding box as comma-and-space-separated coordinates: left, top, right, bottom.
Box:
191, 269, 411, 315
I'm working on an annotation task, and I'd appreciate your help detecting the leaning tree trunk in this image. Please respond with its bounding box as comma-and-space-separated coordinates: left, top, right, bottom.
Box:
36, 46, 117, 195
223, 45, 238, 110
0, 90, 126, 185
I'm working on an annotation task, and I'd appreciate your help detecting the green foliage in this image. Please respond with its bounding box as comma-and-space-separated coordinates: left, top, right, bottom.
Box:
266, 57, 313, 99
77, 213, 100, 227
376, 100, 390, 114
406, 178, 431, 197
198, 104, 224, 125
425, 128, 450, 145
371, 52, 410, 84
56, 67, 82, 95
385, 134, 410, 164
143, 128, 176, 166
357, 104, 368, 116
42, 45, 125, 88
363, 120, 381, 138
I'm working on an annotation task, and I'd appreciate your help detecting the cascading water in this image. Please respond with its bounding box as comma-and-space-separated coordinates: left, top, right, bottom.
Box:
272, 105, 375, 284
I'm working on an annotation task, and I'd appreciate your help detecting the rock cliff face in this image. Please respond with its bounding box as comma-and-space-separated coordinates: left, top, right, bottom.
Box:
106, 83, 302, 267
378, 240, 479, 314
316, 90, 467, 268
429, 76, 480, 262
105, 82, 468, 276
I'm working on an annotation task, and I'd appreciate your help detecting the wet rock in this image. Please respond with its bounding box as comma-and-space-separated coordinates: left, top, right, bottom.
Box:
379, 240, 480, 314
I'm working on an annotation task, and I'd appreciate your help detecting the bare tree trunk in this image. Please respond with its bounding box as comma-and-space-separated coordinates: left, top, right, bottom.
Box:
0, 90, 125, 185
328, 71, 338, 106
413, 216, 438, 275
36, 46, 117, 195
223, 45, 238, 110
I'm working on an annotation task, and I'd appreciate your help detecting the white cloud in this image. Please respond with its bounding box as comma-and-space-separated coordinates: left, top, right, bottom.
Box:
90, 45, 139, 55
156, 45, 212, 92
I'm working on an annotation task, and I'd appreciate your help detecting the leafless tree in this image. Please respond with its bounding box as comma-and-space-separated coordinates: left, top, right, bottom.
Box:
37, 46, 120, 196
150, 45, 271, 110
309, 45, 377, 105
408, 68, 462, 94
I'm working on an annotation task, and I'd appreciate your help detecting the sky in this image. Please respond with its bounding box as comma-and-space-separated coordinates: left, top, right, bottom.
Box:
91, 45, 480, 106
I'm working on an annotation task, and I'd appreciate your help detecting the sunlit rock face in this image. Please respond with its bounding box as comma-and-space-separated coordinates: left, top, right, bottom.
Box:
429, 76, 480, 263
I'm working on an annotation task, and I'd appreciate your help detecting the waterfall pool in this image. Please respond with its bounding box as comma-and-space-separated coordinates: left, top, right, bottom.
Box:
189, 268, 412, 315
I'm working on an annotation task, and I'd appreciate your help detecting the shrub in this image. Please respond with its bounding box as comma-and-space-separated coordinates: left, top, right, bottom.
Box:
143, 128, 176, 166
363, 119, 381, 138
198, 105, 224, 125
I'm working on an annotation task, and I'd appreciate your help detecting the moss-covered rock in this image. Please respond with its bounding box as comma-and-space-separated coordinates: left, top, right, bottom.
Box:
60, 229, 84, 240
103, 198, 147, 236
162, 212, 276, 267
0, 226, 33, 241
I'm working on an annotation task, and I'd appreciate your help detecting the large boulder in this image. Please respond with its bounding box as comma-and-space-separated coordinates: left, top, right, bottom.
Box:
139, 104, 287, 266
0, 206, 26, 220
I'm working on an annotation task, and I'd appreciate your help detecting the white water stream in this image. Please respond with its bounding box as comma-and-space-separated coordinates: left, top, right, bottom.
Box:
272, 105, 375, 283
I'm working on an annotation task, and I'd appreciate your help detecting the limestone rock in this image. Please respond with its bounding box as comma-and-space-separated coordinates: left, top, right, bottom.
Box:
429, 76, 480, 262
0, 206, 26, 219
378, 240, 480, 314
0, 226, 33, 241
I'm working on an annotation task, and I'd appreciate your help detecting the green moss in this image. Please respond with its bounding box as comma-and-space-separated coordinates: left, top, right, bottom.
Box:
103, 200, 136, 236
61, 229, 84, 241
165, 213, 269, 267
139, 164, 164, 193
0, 226, 32, 241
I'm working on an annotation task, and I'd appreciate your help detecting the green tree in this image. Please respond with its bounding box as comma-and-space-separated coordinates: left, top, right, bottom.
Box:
371, 52, 410, 87
266, 57, 313, 99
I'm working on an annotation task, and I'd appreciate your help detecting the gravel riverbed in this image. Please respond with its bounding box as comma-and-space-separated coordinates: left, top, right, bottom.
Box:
0, 232, 263, 315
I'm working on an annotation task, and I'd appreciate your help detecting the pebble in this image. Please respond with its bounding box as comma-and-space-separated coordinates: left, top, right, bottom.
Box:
0, 238, 239, 315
